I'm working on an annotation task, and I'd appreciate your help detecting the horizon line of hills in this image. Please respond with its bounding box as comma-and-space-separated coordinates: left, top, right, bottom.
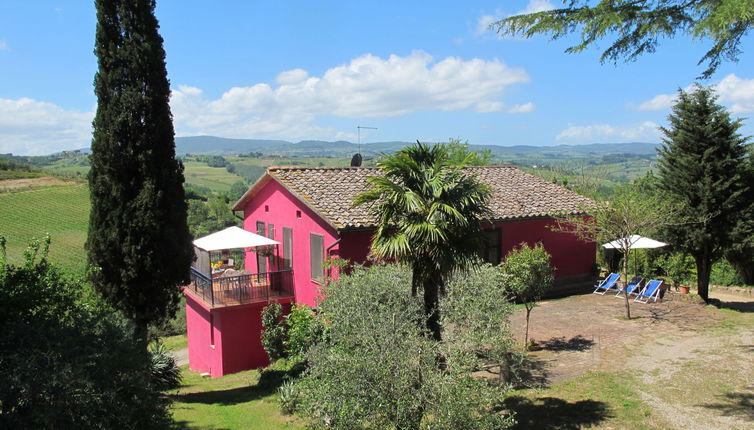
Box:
51, 135, 661, 159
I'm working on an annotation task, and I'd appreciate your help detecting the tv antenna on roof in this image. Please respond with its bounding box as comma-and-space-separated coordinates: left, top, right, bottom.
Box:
357, 125, 377, 156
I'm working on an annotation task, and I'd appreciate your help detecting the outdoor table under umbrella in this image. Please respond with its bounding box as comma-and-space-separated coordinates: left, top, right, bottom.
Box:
602, 234, 668, 284
188, 226, 292, 307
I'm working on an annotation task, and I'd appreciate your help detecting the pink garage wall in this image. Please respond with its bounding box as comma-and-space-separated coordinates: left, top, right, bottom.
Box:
186, 288, 294, 377
497, 217, 595, 278
243, 178, 339, 307
185, 292, 220, 376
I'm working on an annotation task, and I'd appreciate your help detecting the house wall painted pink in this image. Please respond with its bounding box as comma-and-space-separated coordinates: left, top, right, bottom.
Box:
185, 290, 293, 378
242, 179, 339, 307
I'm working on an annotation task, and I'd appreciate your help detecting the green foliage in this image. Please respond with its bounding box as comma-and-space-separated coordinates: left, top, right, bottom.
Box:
187, 194, 240, 238
195, 155, 229, 168
261, 302, 287, 361
492, 0, 753, 78
290, 264, 514, 429
499, 244, 554, 347
500, 243, 555, 307
354, 141, 492, 340
284, 304, 324, 359
88, 0, 194, 334
657, 85, 752, 301
657, 252, 695, 288
710, 258, 747, 286
446, 138, 494, 166
148, 341, 182, 391
229, 180, 249, 202
0, 237, 173, 429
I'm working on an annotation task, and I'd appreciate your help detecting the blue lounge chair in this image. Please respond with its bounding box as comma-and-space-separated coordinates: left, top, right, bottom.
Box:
635, 279, 663, 303
615, 276, 643, 297
594, 273, 620, 295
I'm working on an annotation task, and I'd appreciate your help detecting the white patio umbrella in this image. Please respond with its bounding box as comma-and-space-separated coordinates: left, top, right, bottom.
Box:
602, 234, 667, 278
602, 234, 667, 250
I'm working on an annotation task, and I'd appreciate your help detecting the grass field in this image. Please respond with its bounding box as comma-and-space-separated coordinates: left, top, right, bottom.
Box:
0, 183, 90, 274
182, 161, 245, 193
170, 368, 304, 429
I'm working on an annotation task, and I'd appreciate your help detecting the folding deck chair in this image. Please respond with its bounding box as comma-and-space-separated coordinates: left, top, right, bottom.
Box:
634, 279, 663, 303
615, 276, 643, 298
594, 273, 620, 295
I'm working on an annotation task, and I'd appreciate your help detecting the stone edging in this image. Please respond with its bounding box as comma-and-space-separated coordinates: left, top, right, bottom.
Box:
709, 285, 754, 297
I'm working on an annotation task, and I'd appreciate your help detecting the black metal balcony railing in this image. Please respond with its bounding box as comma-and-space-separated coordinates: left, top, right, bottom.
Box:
187, 267, 294, 308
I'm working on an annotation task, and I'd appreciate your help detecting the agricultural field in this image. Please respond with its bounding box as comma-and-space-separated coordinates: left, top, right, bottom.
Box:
182, 160, 245, 194
0, 183, 90, 275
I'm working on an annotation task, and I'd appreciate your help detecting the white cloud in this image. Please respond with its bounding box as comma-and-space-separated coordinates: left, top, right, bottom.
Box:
556, 121, 661, 144
170, 51, 530, 140
636, 93, 677, 111
476, 1, 554, 36
519, 0, 555, 14
507, 102, 535, 114
0, 98, 93, 155
635, 74, 754, 113
715, 74, 754, 113
0, 40, 8, 51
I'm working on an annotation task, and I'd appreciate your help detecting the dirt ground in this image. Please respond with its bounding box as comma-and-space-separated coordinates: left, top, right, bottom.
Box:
510, 289, 754, 429
0, 176, 75, 192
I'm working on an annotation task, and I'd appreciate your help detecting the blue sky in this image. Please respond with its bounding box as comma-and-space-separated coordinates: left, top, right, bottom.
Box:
1, 1, 753, 155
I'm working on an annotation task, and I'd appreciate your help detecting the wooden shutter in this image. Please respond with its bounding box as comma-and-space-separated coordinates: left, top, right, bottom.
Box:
283, 227, 293, 270
310, 233, 324, 282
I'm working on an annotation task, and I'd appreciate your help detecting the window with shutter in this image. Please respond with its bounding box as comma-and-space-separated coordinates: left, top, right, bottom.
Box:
310, 233, 324, 282
283, 227, 293, 270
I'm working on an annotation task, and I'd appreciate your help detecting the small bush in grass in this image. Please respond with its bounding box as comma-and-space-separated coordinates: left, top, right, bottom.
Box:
149, 341, 181, 391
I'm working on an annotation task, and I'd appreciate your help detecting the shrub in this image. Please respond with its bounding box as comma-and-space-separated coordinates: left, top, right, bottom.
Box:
284, 304, 324, 359
262, 302, 287, 361
290, 264, 514, 429
149, 341, 182, 391
0, 236, 173, 429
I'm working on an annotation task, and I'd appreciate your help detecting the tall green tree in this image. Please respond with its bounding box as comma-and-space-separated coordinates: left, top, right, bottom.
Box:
354, 142, 491, 340
657, 85, 752, 301
492, 0, 752, 78
88, 0, 193, 348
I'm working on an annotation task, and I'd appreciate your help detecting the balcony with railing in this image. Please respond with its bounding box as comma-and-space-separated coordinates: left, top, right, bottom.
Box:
187, 266, 295, 308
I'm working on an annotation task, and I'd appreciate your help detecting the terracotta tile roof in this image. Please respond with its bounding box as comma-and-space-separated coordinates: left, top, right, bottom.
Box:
239, 165, 593, 229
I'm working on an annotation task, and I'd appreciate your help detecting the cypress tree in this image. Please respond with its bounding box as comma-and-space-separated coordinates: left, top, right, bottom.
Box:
657, 85, 752, 301
88, 0, 193, 348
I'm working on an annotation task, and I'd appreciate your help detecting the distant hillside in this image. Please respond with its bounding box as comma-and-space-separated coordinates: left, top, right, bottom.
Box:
174, 136, 661, 159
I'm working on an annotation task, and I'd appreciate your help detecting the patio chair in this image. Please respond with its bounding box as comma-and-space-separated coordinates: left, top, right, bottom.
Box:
615, 276, 643, 297
593, 273, 620, 295
634, 279, 663, 303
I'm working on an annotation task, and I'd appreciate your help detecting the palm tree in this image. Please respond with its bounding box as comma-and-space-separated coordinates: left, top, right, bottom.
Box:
354, 142, 491, 340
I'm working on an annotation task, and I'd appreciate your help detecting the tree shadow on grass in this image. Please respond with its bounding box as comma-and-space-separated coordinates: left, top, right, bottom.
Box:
699, 391, 754, 421
719, 301, 754, 313
538, 335, 595, 352
171, 363, 305, 407
504, 395, 611, 430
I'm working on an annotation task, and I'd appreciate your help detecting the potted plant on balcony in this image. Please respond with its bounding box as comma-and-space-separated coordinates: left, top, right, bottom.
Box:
252, 245, 275, 258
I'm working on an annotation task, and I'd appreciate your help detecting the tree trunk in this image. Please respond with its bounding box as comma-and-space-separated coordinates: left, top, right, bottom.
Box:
524, 307, 532, 351
695, 255, 711, 302
423, 276, 441, 342
622, 248, 631, 319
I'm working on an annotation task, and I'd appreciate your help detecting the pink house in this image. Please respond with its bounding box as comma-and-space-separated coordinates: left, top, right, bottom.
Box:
184, 165, 596, 377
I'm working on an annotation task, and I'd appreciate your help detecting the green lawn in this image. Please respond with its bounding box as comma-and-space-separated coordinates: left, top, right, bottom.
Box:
0, 184, 90, 274
170, 368, 304, 429
182, 161, 245, 193
163, 334, 188, 351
